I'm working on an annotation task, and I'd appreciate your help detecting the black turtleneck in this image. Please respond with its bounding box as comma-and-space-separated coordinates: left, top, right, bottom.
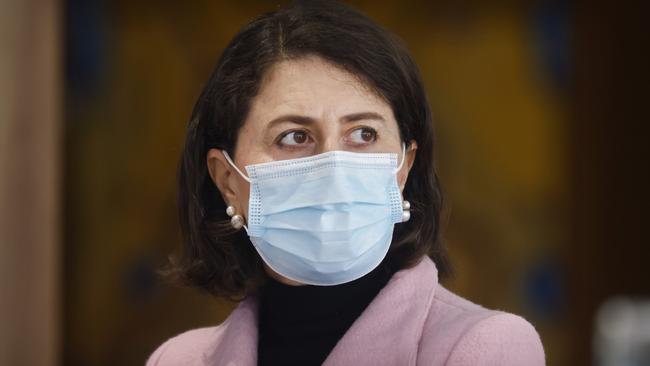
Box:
257, 259, 396, 366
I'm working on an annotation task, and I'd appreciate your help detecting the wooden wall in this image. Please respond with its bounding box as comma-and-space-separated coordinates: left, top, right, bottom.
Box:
0, 0, 61, 365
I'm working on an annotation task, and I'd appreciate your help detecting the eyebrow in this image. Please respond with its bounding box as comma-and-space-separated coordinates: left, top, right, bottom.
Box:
266, 111, 386, 129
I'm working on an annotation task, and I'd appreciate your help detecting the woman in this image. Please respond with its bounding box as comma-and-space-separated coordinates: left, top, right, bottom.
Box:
147, 1, 545, 365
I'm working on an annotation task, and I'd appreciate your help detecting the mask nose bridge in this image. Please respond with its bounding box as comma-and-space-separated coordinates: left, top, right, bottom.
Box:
223, 141, 405, 180
318, 140, 406, 172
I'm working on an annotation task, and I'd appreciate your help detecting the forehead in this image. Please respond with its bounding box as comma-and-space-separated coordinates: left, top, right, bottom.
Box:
246, 55, 394, 123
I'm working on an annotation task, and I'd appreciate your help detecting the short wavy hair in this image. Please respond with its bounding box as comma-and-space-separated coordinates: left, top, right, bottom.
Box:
169, 0, 450, 299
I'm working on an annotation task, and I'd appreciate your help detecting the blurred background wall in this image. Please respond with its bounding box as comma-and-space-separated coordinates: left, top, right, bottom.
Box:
1, 0, 61, 365
1, 0, 648, 365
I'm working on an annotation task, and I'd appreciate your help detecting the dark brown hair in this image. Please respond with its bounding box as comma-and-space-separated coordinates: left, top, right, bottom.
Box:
170, 0, 450, 299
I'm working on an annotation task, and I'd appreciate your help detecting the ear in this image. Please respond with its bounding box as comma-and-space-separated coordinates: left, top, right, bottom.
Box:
206, 148, 239, 206
398, 139, 418, 190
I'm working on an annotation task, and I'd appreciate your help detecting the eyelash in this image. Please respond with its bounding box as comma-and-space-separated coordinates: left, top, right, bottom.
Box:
348, 127, 378, 145
275, 127, 378, 148
276, 129, 312, 148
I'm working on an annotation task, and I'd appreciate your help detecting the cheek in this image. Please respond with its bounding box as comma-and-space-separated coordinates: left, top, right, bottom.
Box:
236, 180, 251, 218
398, 171, 407, 188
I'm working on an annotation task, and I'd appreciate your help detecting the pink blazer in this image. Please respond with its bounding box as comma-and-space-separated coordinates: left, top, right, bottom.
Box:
146, 256, 545, 365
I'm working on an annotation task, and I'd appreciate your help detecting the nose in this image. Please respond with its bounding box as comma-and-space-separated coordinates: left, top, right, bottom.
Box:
317, 138, 344, 154
315, 122, 345, 154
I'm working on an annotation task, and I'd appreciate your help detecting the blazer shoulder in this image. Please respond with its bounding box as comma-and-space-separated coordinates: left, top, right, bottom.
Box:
417, 285, 545, 365
445, 312, 546, 366
145, 325, 226, 366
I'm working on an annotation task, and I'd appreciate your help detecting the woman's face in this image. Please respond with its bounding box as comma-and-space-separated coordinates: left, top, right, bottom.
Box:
207, 55, 417, 284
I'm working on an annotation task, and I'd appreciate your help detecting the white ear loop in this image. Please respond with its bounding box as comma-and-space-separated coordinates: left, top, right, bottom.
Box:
220, 150, 250, 233
221, 150, 252, 183
393, 142, 407, 174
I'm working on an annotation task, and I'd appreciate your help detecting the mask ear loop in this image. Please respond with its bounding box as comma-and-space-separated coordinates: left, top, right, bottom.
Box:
221, 150, 250, 233
393, 142, 407, 174
222, 150, 252, 183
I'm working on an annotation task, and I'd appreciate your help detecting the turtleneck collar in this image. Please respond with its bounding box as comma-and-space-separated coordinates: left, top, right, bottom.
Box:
257, 258, 396, 366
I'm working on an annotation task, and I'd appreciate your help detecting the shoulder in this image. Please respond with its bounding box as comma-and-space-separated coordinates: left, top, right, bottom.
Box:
418, 285, 545, 366
444, 310, 545, 366
145, 325, 226, 366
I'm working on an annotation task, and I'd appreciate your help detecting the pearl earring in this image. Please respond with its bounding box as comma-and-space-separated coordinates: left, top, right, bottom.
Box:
401, 200, 411, 222
226, 205, 245, 229
231, 215, 245, 229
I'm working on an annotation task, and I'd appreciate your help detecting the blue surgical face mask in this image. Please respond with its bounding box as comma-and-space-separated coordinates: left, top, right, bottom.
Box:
221, 144, 407, 286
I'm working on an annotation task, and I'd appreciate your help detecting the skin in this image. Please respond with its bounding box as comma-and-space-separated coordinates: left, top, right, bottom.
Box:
207, 55, 417, 286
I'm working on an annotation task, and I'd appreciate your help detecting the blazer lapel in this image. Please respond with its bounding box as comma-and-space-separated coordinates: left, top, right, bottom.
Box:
198, 256, 438, 366
323, 257, 438, 366
201, 297, 259, 366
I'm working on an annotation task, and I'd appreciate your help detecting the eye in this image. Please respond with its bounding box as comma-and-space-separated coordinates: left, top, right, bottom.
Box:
278, 130, 312, 147
348, 127, 377, 144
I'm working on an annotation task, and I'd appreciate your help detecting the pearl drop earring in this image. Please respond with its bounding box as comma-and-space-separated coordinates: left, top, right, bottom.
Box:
401, 200, 411, 222
226, 205, 245, 229
231, 215, 245, 229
